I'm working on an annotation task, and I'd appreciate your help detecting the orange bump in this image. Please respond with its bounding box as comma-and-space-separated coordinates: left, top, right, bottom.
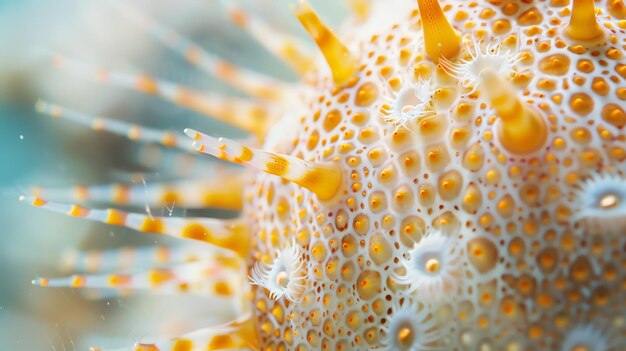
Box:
149, 269, 174, 286
74, 186, 89, 201
133, 343, 159, 351
356, 270, 381, 300
105, 209, 127, 226
127, 126, 142, 141
136, 75, 159, 94
347, 0, 370, 21
112, 184, 129, 204
108, 274, 131, 287
354, 82, 379, 107
239, 146, 254, 162
161, 132, 177, 147
213, 280, 233, 296
32, 197, 48, 207
228, 7, 248, 27
517, 7, 543, 25
265, 155, 290, 176
214, 60, 237, 79
71, 275, 86, 287
68, 205, 89, 217
155, 246, 170, 264
161, 190, 180, 206
140, 218, 164, 233
182, 223, 210, 241
91, 118, 105, 131
172, 339, 193, 351
184, 48, 201, 65
323, 110, 342, 132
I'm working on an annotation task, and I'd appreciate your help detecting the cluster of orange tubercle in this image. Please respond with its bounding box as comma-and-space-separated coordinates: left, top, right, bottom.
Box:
32, 259, 235, 294
292, 0, 624, 157
35, 99, 194, 152
59, 245, 224, 274
244, 0, 625, 349
185, 128, 343, 201
30, 175, 244, 210
114, 0, 291, 101
222, 1, 315, 76
300, 0, 550, 156
47, 53, 275, 138
44, 0, 603, 157
166, 0, 621, 206
39, 0, 622, 180
90, 315, 259, 351
20, 195, 249, 255
34, 97, 249, 207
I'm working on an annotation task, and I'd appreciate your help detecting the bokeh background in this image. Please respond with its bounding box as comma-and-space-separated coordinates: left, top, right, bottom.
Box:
0, 0, 345, 349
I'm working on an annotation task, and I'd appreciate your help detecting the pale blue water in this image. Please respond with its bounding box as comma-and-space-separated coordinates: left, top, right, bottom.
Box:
0, 1, 189, 348
0, 1, 346, 349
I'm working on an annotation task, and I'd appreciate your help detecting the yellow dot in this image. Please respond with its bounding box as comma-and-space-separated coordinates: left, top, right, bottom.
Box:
425, 258, 440, 273
599, 194, 619, 209
398, 326, 412, 341
355, 82, 379, 107
276, 271, 289, 289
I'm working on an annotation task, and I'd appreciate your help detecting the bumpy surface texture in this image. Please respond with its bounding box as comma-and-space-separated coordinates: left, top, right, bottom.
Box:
26, 0, 626, 350
249, 1, 626, 350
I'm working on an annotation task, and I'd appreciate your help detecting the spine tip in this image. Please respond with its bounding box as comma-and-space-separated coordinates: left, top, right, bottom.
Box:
293, 0, 358, 84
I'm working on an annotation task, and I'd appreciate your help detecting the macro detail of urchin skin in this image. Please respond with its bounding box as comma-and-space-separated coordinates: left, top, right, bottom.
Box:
21, 0, 626, 350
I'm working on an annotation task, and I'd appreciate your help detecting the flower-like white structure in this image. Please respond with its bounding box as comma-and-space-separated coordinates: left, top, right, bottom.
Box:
381, 299, 440, 351
250, 241, 308, 302
561, 324, 610, 351
440, 40, 523, 93
380, 78, 435, 129
574, 173, 626, 234
393, 231, 462, 300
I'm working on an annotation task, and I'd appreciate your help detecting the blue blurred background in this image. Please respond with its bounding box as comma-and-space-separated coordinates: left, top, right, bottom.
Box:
0, 0, 345, 349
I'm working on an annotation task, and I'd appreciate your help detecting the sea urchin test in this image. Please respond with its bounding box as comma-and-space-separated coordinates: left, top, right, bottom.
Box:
22, 0, 626, 350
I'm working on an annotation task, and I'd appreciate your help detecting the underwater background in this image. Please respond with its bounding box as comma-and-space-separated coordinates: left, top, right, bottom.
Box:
0, 1, 344, 349
5, 0, 626, 349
